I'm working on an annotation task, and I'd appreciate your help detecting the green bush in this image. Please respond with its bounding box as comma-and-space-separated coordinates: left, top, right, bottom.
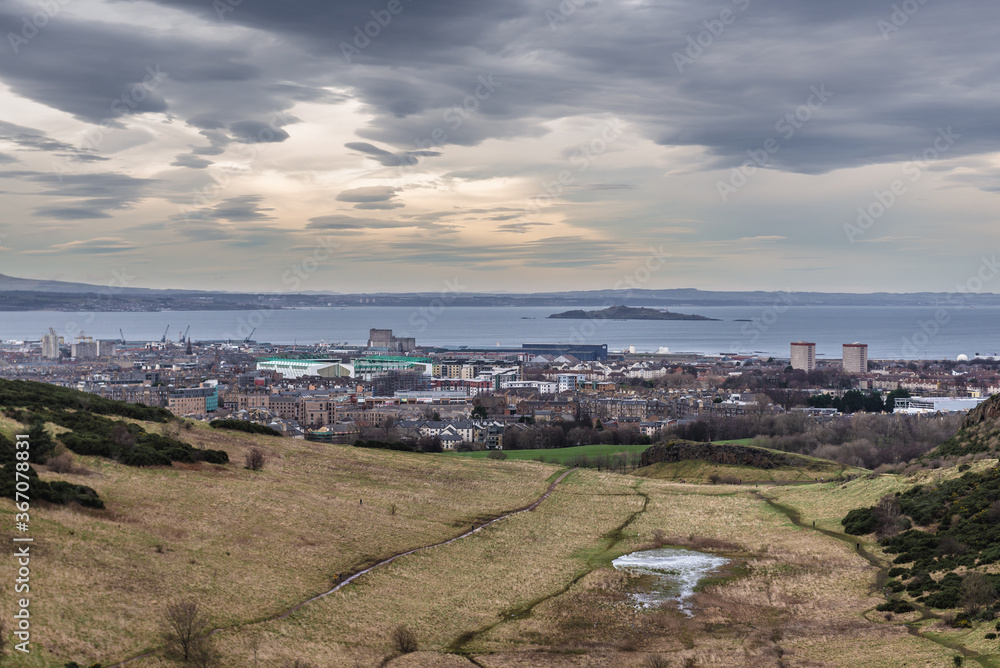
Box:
123, 446, 172, 467
876, 599, 915, 613
842, 507, 876, 535
210, 419, 281, 437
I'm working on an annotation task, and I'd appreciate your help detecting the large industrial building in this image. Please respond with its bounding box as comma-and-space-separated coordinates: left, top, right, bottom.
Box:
790, 341, 816, 371
256, 356, 433, 380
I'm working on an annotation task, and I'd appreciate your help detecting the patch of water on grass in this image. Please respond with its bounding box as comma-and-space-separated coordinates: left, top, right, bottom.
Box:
612, 547, 729, 616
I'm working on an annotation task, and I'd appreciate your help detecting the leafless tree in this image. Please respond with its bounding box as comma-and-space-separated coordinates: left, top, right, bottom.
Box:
245, 447, 266, 471
961, 572, 996, 615
162, 600, 211, 662
392, 626, 418, 654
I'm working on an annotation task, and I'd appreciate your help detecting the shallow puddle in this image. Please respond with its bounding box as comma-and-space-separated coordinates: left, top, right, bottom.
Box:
612, 547, 729, 616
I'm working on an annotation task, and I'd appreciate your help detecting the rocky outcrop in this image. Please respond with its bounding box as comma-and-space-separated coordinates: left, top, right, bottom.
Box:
640, 440, 799, 470
962, 393, 1000, 428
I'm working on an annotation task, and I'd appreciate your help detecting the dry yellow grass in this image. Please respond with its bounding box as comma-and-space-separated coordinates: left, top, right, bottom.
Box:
3, 414, 996, 667
0, 421, 558, 667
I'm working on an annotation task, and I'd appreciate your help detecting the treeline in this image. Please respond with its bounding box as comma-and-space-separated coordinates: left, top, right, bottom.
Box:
661, 412, 963, 470
500, 422, 651, 451
808, 388, 910, 414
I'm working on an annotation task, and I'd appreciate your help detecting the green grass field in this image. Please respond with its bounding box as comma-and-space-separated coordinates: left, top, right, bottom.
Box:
445, 441, 650, 464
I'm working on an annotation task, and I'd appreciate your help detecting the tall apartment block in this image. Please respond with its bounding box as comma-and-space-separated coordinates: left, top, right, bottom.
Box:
790, 341, 816, 371
843, 342, 868, 374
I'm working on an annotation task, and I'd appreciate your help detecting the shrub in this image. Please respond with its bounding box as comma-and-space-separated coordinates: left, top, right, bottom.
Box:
196, 449, 229, 465
47, 453, 74, 473
876, 599, 915, 613
210, 419, 282, 437
486, 450, 507, 460
123, 446, 172, 468
842, 507, 876, 535
245, 448, 266, 471
392, 626, 418, 654
986, 633, 997, 640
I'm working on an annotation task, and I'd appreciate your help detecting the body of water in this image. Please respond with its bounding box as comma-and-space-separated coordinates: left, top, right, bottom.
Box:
0, 304, 997, 360
612, 547, 730, 616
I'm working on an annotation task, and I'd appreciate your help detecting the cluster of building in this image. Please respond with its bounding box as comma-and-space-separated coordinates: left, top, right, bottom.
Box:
5, 326, 1000, 448
790, 341, 868, 373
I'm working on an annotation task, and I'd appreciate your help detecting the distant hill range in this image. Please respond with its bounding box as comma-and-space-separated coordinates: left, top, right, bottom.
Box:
4, 272, 1000, 311
548, 305, 717, 321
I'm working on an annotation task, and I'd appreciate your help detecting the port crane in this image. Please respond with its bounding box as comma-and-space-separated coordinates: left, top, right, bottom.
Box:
161, 325, 170, 343
180, 325, 191, 343
244, 327, 256, 344
119, 329, 126, 345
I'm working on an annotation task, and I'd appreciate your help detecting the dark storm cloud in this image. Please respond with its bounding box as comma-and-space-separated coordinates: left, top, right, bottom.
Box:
229, 120, 291, 144
0, 120, 104, 161
175, 195, 275, 222
133, 0, 1000, 177
0, 171, 158, 219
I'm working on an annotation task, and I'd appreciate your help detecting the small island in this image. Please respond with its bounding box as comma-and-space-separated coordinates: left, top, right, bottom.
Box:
547, 305, 718, 321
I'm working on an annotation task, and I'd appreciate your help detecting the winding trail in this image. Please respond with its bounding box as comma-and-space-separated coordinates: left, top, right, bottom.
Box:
108, 468, 577, 667
447, 482, 651, 657
755, 491, 996, 668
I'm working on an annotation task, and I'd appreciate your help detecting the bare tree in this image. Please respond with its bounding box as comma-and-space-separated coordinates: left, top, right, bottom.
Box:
392, 626, 418, 654
163, 600, 211, 662
873, 494, 904, 539
961, 572, 996, 615
244, 448, 266, 471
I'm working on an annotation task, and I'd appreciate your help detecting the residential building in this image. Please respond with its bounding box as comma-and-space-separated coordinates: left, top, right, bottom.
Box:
790, 341, 816, 371
843, 343, 868, 374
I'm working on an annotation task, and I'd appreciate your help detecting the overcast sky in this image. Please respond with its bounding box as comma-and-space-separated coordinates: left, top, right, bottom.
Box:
0, 0, 997, 294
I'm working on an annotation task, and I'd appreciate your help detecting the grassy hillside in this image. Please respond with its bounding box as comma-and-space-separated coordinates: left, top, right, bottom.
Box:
0, 415, 559, 667
447, 441, 649, 464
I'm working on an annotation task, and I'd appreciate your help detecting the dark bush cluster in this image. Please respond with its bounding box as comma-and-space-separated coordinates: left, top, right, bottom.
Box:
843, 464, 1000, 611
0, 459, 103, 508
876, 599, 915, 613
0, 378, 171, 422
209, 419, 281, 437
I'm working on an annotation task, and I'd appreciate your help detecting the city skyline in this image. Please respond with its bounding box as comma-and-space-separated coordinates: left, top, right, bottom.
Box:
0, 0, 998, 293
